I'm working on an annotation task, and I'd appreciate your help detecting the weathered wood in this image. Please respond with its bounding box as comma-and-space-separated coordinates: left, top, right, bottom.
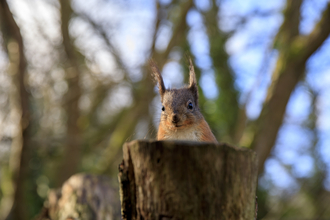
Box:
118, 140, 258, 220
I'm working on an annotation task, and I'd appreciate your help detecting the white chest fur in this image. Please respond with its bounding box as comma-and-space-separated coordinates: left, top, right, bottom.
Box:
163, 127, 200, 141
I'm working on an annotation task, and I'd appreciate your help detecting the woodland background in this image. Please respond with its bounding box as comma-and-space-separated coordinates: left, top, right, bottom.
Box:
0, 0, 330, 219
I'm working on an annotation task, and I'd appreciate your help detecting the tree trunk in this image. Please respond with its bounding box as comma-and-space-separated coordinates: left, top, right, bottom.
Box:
57, 0, 82, 186
0, 0, 31, 219
118, 140, 258, 220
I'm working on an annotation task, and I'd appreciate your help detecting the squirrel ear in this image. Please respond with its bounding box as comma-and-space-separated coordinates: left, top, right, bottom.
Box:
188, 57, 197, 88
188, 57, 199, 102
149, 59, 166, 99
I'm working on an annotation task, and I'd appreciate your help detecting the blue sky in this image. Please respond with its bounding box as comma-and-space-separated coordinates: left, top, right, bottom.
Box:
4, 0, 330, 194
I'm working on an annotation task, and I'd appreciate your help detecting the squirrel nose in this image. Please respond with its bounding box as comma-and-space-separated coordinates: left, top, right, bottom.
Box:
172, 114, 179, 123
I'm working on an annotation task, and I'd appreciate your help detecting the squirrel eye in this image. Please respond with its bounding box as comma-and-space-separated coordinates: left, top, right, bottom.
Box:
187, 102, 193, 110
162, 106, 165, 111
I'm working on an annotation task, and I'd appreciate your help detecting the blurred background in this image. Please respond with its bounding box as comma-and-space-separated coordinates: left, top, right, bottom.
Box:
0, 0, 330, 219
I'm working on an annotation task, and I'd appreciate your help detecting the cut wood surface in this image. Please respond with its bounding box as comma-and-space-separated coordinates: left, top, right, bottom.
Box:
118, 140, 258, 220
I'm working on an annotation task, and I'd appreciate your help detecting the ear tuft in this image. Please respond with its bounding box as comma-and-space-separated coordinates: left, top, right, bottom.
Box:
188, 57, 197, 88
149, 59, 166, 99
188, 57, 199, 103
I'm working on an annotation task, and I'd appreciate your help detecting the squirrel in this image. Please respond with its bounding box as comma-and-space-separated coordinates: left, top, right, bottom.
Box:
150, 58, 218, 143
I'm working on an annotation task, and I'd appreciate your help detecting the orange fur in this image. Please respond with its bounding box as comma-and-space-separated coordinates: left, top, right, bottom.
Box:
151, 58, 218, 144
157, 124, 166, 140
197, 120, 218, 143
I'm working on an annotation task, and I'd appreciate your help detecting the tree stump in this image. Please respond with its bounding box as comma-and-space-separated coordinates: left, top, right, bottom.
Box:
118, 140, 258, 220
37, 173, 120, 220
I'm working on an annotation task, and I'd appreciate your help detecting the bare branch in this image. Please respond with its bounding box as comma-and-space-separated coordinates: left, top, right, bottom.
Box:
274, 0, 303, 46
295, 2, 330, 62
251, 1, 330, 174
77, 11, 130, 78
152, 0, 193, 68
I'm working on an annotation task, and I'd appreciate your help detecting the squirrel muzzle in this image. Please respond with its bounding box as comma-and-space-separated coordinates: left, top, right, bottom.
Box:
172, 114, 179, 124
167, 113, 186, 129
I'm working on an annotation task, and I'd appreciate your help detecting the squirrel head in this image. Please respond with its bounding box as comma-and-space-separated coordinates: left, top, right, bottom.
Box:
150, 58, 203, 130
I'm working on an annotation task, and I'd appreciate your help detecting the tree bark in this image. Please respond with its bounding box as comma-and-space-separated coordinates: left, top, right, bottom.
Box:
118, 140, 258, 220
